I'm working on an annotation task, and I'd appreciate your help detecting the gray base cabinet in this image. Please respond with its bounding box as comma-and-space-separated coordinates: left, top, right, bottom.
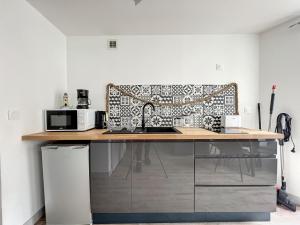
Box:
90, 140, 277, 214
90, 141, 194, 213
194, 140, 277, 213
90, 142, 132, 212
131, 142, 194, 212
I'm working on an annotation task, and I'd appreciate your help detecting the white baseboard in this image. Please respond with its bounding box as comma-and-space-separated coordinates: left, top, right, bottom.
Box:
23, 207, 45, 225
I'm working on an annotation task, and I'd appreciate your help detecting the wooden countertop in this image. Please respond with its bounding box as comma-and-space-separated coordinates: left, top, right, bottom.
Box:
22, 127, 283, 141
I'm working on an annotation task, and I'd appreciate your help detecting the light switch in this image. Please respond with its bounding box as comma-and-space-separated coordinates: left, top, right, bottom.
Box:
216, 64, 223, 71
8, 110, 21, 121
244, 106, 254, 114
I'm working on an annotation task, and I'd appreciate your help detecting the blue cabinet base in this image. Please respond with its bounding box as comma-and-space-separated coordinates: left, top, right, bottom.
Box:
93, 212, 270, 224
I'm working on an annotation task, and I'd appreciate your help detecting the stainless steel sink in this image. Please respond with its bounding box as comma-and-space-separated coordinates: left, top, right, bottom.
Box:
103, 127, 181, 134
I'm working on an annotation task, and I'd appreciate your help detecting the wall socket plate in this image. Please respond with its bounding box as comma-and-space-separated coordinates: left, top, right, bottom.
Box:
244, 106, 254, 114
7, 110, 21, 121
216, 64, 224, 71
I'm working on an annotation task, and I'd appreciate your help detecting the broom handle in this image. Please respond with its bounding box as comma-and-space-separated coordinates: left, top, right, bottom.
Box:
268, 85, 276, 131
258, 103, 262, 130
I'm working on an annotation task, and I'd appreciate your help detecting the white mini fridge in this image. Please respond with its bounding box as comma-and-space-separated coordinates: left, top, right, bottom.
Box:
42, 144, 92, 225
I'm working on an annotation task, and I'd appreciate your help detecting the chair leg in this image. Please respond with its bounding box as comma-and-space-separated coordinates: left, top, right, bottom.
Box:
250, 158, 255, 177
144, 142, 151, 165
238, 158, 243, 182
153, 144, 168, 178
245, 158, 250, 174
214, 158, 221, 172
125, 143, 133, 179
125, 163, 131, 179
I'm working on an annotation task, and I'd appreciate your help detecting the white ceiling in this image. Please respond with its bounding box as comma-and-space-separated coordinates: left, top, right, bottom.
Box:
27, 0, 300, 35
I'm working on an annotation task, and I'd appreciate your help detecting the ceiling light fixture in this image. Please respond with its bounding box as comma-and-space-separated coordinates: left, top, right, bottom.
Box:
133, 0, 143, 5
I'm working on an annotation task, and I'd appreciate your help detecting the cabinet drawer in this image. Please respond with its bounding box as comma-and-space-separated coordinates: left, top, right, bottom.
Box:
195, 141, 277, 157
195, 158, 277, 185
195, 186, 276, 212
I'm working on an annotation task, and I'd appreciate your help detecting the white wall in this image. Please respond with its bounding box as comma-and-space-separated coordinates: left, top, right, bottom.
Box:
67, 35, 259, 128
0, 0, 67, 224
260, 17, 300, 200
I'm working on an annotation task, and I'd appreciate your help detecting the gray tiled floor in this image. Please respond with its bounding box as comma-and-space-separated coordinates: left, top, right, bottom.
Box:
36, 207, 300, 225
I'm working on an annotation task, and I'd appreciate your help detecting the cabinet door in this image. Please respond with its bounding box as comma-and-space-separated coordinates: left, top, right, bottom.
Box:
131, 142, 194, 212
90, 142, 132, 213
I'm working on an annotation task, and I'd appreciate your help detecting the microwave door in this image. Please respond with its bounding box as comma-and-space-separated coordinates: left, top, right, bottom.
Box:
47, 110, 77, 131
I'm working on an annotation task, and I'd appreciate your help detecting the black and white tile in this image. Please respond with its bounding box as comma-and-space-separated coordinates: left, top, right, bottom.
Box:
108, 84, 238, 128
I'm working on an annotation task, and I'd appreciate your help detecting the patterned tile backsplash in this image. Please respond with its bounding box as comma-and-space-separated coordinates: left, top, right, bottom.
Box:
107, 84, 238, 130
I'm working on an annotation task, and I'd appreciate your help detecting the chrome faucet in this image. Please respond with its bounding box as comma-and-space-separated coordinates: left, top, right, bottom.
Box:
141, 102, 155, 130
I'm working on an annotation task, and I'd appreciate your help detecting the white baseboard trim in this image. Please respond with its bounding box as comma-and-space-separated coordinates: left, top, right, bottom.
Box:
23, 207, 45, 225
288, 193, 300, 206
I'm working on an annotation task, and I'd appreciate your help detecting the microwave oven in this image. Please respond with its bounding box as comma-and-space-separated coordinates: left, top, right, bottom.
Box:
45, 109, 96, 131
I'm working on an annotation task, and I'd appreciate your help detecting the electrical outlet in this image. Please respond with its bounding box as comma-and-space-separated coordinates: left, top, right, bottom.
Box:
8, 110, 21, 121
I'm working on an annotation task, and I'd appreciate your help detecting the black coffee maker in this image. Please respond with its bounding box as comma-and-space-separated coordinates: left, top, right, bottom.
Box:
77, 89, 90, 109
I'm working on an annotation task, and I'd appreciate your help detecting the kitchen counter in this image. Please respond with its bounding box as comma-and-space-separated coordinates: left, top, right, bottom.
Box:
25, 127, 281, 223
22, 127, 283, 141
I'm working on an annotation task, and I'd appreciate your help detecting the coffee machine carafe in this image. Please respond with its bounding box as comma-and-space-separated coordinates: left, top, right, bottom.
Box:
77, 89, 90, 109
